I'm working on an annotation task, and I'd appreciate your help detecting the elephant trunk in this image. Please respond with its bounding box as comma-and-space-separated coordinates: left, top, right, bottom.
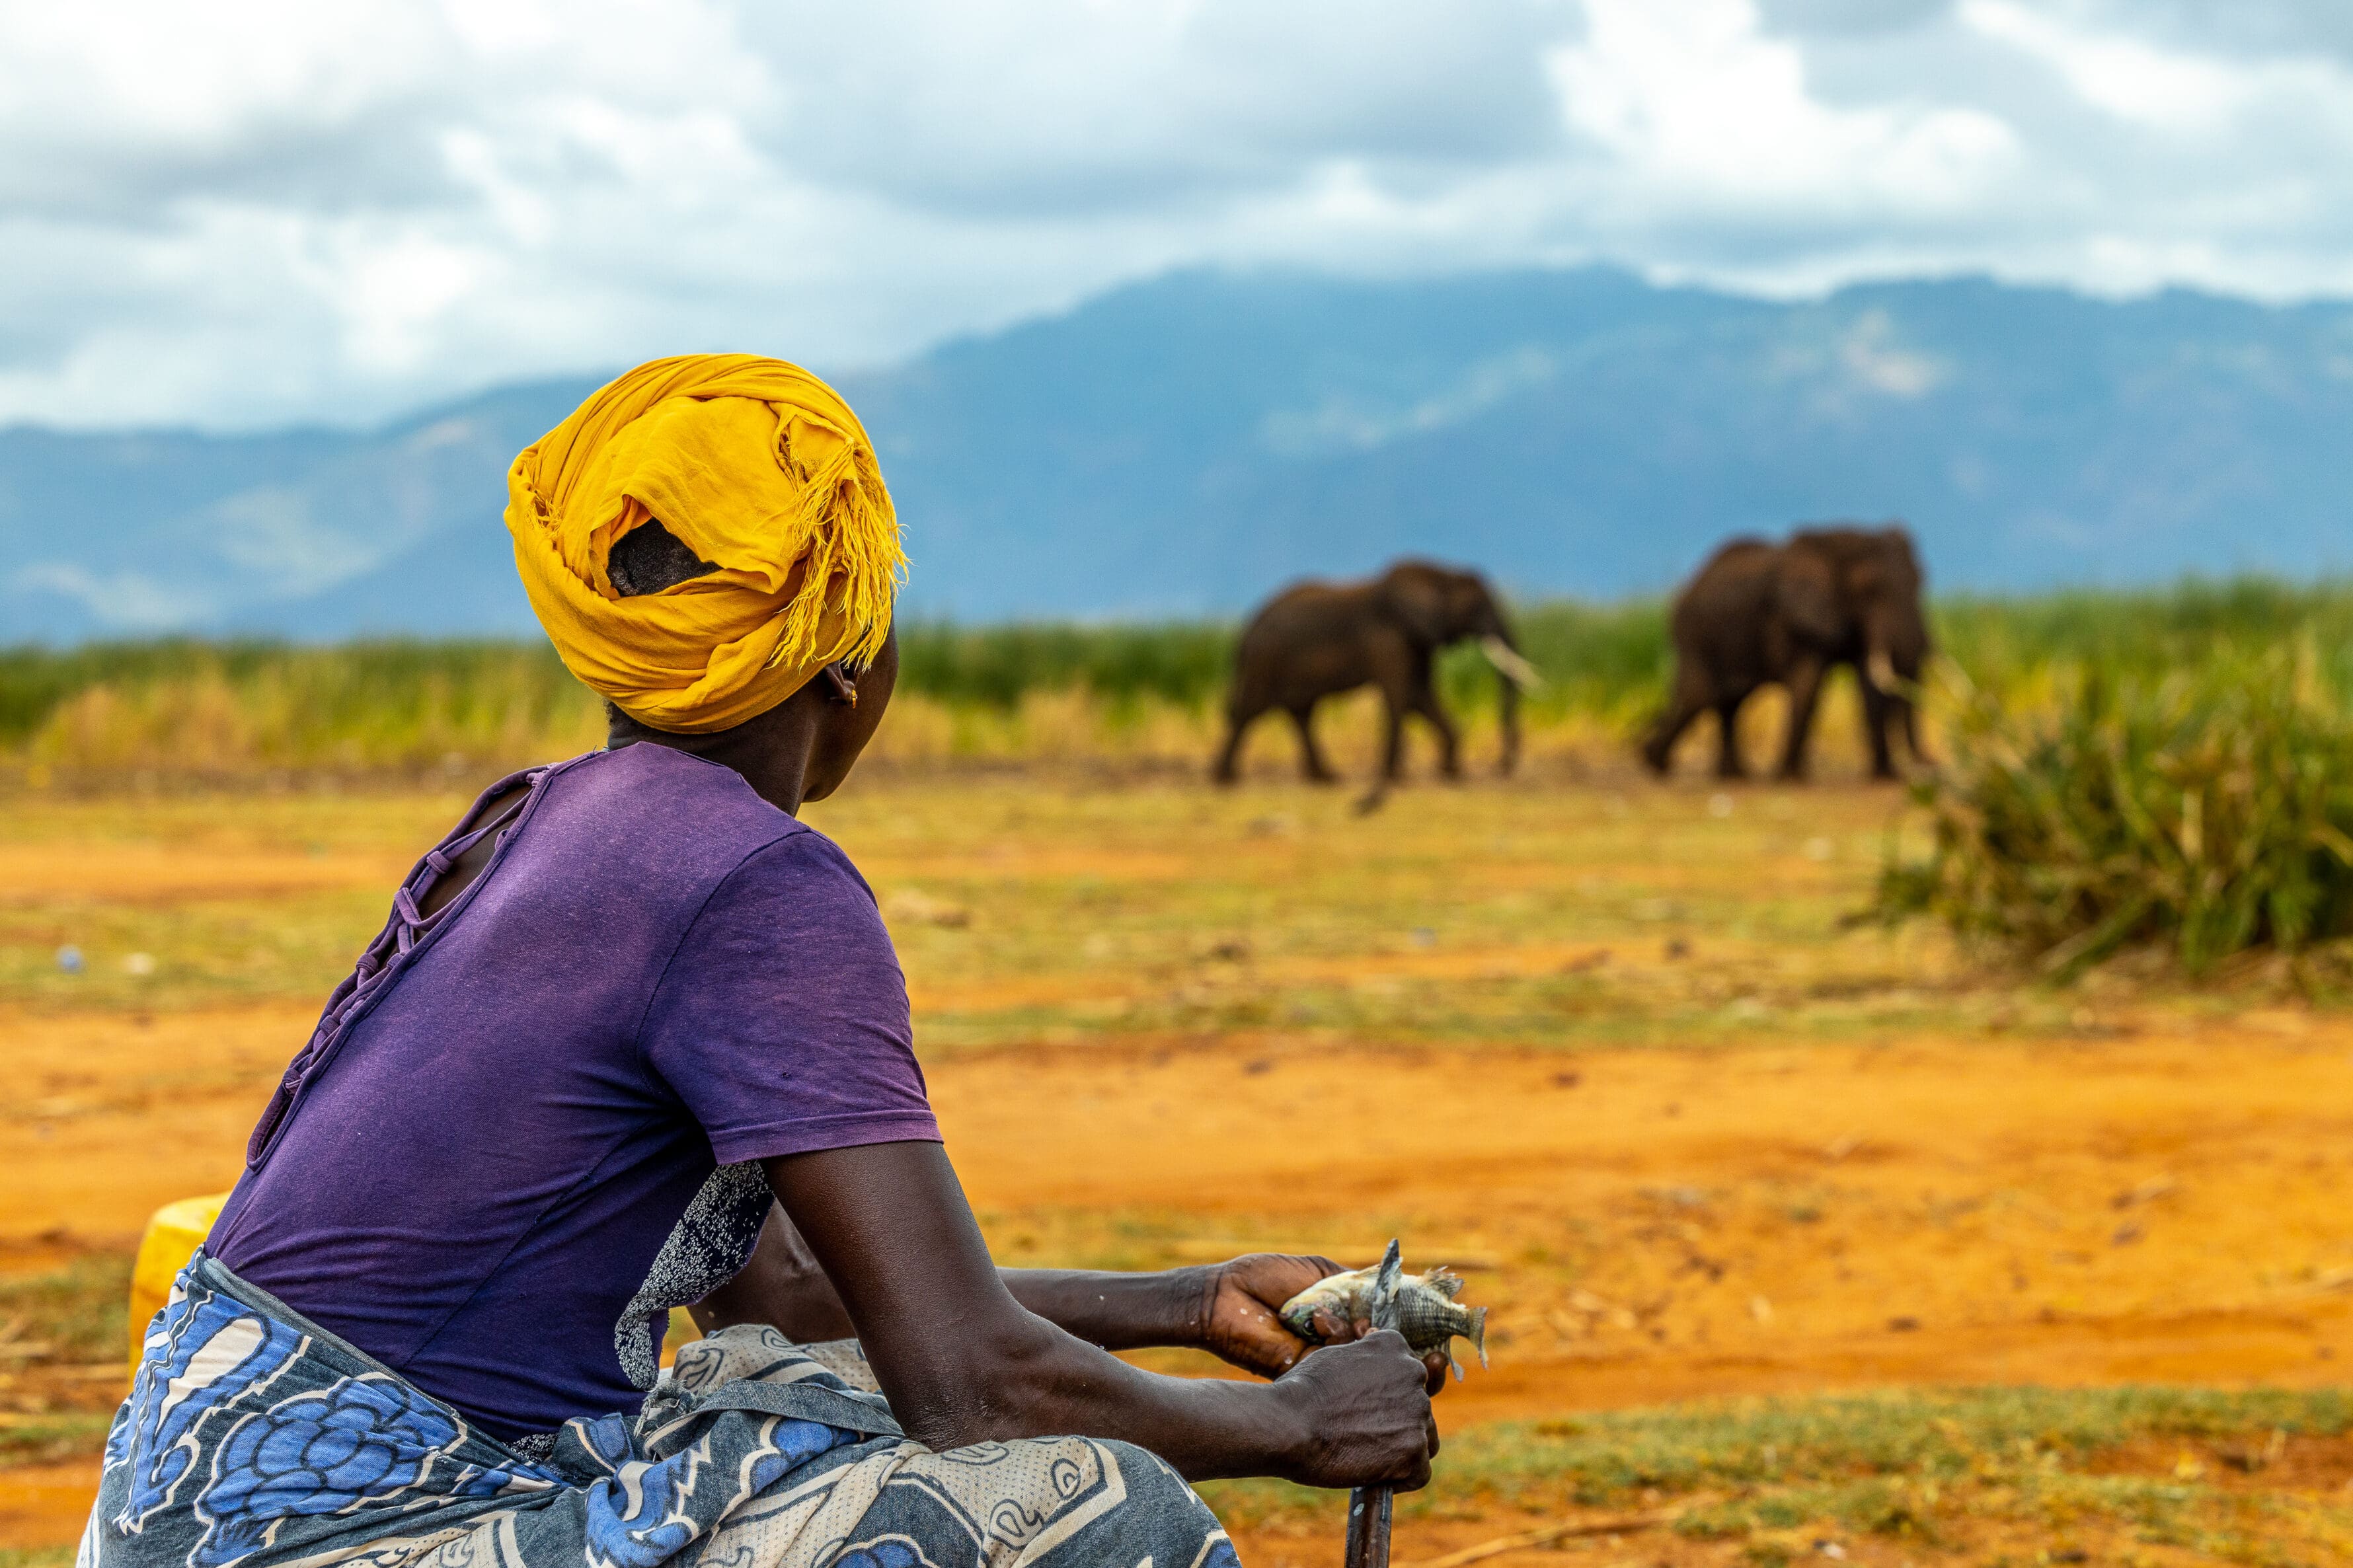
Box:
1861, 597, 1927, 697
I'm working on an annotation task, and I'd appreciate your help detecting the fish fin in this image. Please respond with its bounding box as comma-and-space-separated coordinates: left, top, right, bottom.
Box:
1469, 1306, 1488, 1370
1428, 1269, 1465, 1299
1447, 1347, 1464, 1382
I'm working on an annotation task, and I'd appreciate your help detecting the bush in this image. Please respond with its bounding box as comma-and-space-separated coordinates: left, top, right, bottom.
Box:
1875, 643, 2353, 977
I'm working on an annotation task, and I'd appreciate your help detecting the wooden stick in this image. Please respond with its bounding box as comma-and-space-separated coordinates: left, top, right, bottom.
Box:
1342, 1240, 1408, 1568
1344, 1484, 1393, 1568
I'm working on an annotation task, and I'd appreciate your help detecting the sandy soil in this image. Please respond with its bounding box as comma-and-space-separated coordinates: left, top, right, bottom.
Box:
10, 1000, 2353, 1555
0, 842, 414, 908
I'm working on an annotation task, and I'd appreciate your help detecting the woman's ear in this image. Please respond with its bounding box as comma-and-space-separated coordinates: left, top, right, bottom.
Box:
818, 663, 860, 705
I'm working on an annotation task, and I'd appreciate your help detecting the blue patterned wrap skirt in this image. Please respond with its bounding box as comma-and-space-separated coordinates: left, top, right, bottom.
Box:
83, 1255, 1238, 1568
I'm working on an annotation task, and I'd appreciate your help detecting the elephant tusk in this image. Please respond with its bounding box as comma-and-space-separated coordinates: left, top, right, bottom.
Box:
1480, 636, 1546, 692
1867, 649, 1900, 694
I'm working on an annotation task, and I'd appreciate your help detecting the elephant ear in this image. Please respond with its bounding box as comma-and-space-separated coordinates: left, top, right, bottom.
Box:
1380, 566, 1452, 646
1773, 544, 1847, 645
1881, 525, 1923, 585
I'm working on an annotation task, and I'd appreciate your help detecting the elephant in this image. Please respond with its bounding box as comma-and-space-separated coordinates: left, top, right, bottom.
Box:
1214, 559, 1541, 802
1642, 523, 1931, 782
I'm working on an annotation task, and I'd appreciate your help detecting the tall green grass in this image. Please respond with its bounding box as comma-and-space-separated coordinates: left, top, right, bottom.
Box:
0, 601, 1681, 782
7, 578, 2351, 790
0, 640, 602, 782
1934, 577, 2353, 686
898, 599, 1674, 721
896, 620, 1235, 710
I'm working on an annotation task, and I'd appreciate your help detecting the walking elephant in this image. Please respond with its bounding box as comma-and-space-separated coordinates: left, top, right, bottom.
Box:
1214, 560, 1541, 802
1642, 524, 1931, 782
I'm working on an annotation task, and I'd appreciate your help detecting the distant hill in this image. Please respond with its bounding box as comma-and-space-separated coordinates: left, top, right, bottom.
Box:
5, 267, 2349, 640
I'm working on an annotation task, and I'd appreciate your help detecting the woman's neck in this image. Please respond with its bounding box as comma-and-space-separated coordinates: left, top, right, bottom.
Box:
607, 702, 818, 815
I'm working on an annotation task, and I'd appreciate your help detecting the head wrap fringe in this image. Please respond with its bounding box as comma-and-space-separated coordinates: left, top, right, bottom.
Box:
504, 354, 906, 733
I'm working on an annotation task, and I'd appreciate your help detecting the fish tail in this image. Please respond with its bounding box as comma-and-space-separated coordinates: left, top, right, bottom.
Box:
1468, 1306, 1489, 1369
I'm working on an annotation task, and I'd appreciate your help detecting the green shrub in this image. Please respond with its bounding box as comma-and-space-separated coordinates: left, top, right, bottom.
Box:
1876, 642, 2353, 977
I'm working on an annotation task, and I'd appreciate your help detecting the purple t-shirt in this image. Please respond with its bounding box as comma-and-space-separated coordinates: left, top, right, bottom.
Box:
209, 743, 938, 1440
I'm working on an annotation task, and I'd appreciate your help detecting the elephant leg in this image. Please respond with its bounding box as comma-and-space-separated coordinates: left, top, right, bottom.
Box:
1288, 702, 1337, 784
1777, 656, 1828, 780
1377, 690, 1410, 782
1714, 698, 1747, 780
1212, 700, 1261, 785
1859, 678, 1898, 781
1643, 675, 1710, 775
1412, 687, 1462, 780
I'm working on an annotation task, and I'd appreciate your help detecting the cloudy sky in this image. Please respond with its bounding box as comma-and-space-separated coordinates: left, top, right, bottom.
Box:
5, 0, 2351, 431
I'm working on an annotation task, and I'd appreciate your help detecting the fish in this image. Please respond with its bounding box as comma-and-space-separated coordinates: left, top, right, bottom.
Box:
1280, 1261, 1489, 1379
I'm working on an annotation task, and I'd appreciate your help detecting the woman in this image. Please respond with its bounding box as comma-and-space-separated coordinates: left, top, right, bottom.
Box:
85, 355, 1439, 1568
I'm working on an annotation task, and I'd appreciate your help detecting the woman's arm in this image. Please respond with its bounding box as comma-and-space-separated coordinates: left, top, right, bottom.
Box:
1002, 1255, 1362, 1377
760, 1140, 1437, 1487
691, 1203, 1376, 1382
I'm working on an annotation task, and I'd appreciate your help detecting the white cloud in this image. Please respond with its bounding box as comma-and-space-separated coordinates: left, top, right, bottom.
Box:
1963, 0, 2268, 129
11, 564, 217, 631
2, 0, 2352, 430
1551, 0, 2017, 211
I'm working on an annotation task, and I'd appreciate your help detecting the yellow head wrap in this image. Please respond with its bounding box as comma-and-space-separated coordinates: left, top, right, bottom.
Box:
504, 354, 906, 733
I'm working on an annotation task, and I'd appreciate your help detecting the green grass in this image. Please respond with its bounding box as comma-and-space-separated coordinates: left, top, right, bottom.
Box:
1201, 1386, 2353, 1557
0, 1414, 115, 1468
0, 1550, 79, 1568
1933, 578, 2353, 689
0, 638, 601, 781
896, 619, 1235, 711
1878, 642, 2353, 978
0, 775, 2177, 1043
11, 576, 2353, 783
0, 1255, 130, 1366
0, 1253, 131, 1465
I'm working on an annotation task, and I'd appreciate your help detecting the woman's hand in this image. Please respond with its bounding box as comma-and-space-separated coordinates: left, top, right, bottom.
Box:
1195, 1253, 1342, 1378
1197, 1254, 1451, 1392
1268, 1330, 1442, 1490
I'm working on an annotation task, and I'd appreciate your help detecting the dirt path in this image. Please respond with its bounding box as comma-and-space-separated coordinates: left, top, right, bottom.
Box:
10, 1002, 2353, 1551
3, 1004, 319, 1246
932, 1026, 2353, 1420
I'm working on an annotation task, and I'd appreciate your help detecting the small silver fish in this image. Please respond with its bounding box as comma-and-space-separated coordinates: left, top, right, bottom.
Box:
1280, 1262, 1489, 1379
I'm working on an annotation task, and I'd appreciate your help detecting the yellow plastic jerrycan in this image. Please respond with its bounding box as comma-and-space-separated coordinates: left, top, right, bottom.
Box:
127, 1193, 231, 1372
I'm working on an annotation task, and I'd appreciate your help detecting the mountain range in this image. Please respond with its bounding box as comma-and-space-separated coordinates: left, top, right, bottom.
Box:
5, 266, 2350, 641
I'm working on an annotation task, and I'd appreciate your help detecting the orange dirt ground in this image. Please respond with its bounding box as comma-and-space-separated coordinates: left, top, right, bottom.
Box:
9, 774, 2353, 1561
9, 1002, 2353, 1559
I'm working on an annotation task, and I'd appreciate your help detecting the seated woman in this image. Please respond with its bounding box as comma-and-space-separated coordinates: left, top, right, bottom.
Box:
83, 355, 1439, 1568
